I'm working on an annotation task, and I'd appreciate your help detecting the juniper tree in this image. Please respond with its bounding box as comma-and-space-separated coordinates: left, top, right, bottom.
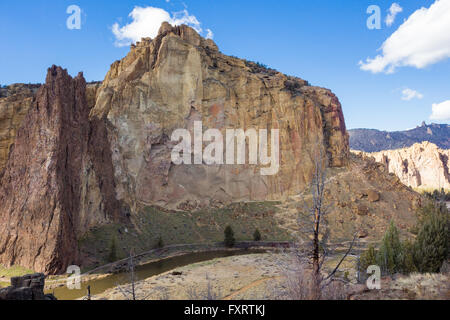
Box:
224, 226, 235, 248
414, 208, 449, 273
376, 221, 403, 275
253, 229, 262, 242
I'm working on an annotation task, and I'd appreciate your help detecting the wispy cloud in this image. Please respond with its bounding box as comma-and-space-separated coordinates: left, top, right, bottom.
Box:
401, 88, 423, 101
360, 0, 450, 74
385, 3, 403, 27
430, 100, 450, 121
112, 6, 212, 47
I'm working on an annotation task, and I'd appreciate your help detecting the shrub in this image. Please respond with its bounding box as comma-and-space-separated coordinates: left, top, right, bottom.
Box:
400, 240, 417, 274
359, 245, 377, 273
224, 226, 236, 248
359, 202, 449, 277
414, 209, 449, 273
253, 229, 262, 242
156, 236, 164, 249
376, 221, 403, 275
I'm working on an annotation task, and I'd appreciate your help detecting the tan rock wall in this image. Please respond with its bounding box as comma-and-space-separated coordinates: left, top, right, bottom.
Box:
91, 23, 349, 211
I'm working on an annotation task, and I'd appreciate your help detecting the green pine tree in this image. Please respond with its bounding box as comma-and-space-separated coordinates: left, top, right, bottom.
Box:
414, 209, 449, 273
156, 236, 164, 249
224, 226, 236, 248
253, 229, 262, 242
376, 221, 403, 275
400, 240, 417, 274
359, 245, 378, 273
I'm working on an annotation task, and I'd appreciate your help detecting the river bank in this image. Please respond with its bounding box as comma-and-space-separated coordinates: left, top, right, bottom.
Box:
46, 242, 291, 300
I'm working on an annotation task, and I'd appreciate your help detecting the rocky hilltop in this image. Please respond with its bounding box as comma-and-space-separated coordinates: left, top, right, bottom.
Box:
91, 22, 348, 211
353, 142, 450, 190
349, 123, 449, 152
0, 23, 422, 274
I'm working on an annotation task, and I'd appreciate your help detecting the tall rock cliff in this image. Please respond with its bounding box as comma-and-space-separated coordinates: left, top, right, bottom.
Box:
91, 22, 349, 211
0, 23, 352, 273
0, 67, 120, 274
354, 142, 450, 190
0, 85, 37, 170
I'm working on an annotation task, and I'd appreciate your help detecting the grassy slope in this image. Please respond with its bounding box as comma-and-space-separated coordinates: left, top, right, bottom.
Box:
0, 265, 35, 287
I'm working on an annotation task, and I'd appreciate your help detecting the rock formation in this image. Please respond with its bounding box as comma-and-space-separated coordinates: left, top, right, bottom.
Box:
0, 273, 56, 300
0, 82, 102, 172
0, 23, 423, 274
0, 85, 36, 169
91, 22, 349, 211
354, 142, 450, 190
0, 66, 122, 274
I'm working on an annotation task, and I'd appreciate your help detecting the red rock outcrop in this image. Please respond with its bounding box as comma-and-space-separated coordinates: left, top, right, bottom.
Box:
0, 66, 121, 274
0, 85, 36, 170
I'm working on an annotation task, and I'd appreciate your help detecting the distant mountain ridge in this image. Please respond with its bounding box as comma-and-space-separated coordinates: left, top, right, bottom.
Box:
349, 123, 450, 152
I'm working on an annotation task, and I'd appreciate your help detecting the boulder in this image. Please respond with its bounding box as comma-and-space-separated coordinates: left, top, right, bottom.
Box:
367, 190, 380, 202
0, 273, 55, 301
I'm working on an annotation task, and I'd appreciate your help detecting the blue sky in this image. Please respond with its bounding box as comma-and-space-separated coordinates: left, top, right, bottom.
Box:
0, 0, 449, 131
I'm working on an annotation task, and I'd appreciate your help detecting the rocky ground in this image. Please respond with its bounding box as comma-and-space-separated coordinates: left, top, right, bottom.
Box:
93, 253, 280, 300
93, 253, 449, 300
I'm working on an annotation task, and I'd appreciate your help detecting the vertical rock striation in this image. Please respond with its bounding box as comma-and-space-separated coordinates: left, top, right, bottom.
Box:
0, 85, 37, 170
0, 66, 120, 274
91, 23, 349, 211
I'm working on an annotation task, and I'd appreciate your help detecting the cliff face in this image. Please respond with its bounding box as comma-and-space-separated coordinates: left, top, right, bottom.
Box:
91, 23, 349, 211
0, 67, 120, 274
354, 142, 450, 190
0, 23, 350, 273
0, 83, 101, 173
0, 86, 36, 170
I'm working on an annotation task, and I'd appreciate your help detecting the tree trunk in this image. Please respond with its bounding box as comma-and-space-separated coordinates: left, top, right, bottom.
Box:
311, 208, 321, 300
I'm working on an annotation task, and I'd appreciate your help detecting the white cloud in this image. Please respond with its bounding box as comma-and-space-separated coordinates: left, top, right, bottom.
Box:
112, 6, 212, 47
205, 29, 214, 40
385, 3, 403, 26
360, 0, 450, 73
430, 100, 450, 121
401, 88, 424, 101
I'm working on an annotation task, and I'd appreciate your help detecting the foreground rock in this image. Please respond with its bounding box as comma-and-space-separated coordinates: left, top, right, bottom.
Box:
0, 273, 56, 300
353, 142, 450, 190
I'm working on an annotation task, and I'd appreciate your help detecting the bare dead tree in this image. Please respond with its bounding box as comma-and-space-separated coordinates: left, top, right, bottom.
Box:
117, 250, 137, 300
286, 142, 357, 300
